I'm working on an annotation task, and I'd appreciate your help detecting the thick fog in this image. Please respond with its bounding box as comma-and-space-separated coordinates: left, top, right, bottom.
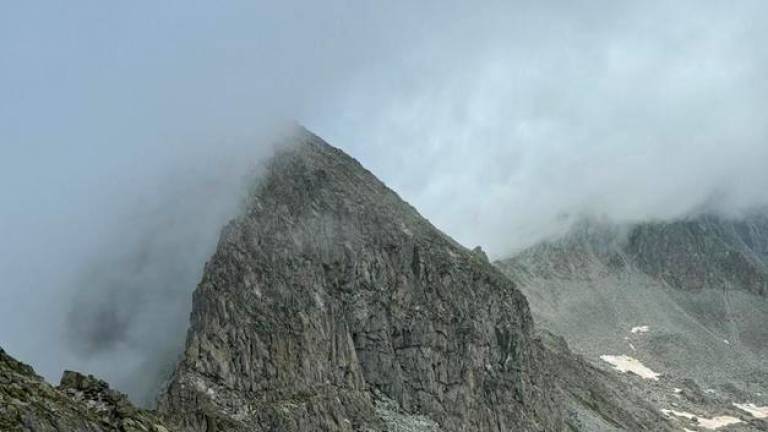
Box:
2, 1, 768, 403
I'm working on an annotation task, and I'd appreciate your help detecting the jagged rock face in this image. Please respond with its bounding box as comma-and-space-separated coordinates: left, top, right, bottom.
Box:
626, 215, 768, 295
159, 129, 564, 431
0, 347, 171, 432
505, 215, 768, 295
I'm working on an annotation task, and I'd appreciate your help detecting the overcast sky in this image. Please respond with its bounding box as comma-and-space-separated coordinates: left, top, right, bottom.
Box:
2, 1, 768, 402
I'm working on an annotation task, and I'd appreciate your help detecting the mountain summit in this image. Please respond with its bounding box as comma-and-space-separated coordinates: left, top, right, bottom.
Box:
1, 128, 675, 431
157, 128, 564, 431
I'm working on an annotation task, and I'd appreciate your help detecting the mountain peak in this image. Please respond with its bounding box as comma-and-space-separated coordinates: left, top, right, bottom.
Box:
158, 130, 564, 431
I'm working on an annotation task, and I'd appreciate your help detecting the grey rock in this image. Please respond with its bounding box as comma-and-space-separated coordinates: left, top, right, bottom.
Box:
538, 331, 672, 431
159, 128, 565, 431
0, 347, 173, 432
373, 388, 443, 432
498, 215, 768, 431
626, 214, 768, 296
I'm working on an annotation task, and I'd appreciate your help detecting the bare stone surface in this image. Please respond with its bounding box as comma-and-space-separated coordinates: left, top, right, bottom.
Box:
158, 128, 565, 431
0, 347, 172, 432
498, 216, 768, 431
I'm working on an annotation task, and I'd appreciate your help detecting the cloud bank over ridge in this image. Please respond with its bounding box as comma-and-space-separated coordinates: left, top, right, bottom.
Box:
1, 0, 768, 402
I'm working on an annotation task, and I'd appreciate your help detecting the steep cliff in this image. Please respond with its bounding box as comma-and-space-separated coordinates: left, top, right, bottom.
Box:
158, 128, 565, 431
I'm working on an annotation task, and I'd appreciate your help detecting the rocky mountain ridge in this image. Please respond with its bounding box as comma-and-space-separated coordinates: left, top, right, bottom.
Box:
156, 129, 566, 431
506, 214, 768, 294
498, 215, 768, 431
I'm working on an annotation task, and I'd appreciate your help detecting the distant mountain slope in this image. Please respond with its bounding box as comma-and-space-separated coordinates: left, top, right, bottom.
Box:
626, 214, 768, 295
498, 215, 768, 431
0, 346, 172, 432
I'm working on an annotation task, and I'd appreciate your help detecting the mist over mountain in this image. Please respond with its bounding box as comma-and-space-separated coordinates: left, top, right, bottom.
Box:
2, 1, 768, 427
1, 130, 679, 431
498, 213, 768, 430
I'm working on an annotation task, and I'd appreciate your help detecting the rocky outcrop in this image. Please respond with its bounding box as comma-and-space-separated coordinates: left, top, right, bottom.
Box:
0, 346, 172, 432
626, 214, 768, 296
539, 331, 671, 431
158, 128, 565, 431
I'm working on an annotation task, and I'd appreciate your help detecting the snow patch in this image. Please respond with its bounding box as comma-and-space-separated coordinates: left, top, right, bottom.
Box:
631, 325, 650, 334
661, 409, 742, 430
600, 355, 660, 380
733, 403, 768, 419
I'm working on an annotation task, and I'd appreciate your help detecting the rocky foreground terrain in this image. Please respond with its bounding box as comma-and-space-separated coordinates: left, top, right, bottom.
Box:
0, 347, 171, 432
498, 215, 768, 431
3, 127, 764, 431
